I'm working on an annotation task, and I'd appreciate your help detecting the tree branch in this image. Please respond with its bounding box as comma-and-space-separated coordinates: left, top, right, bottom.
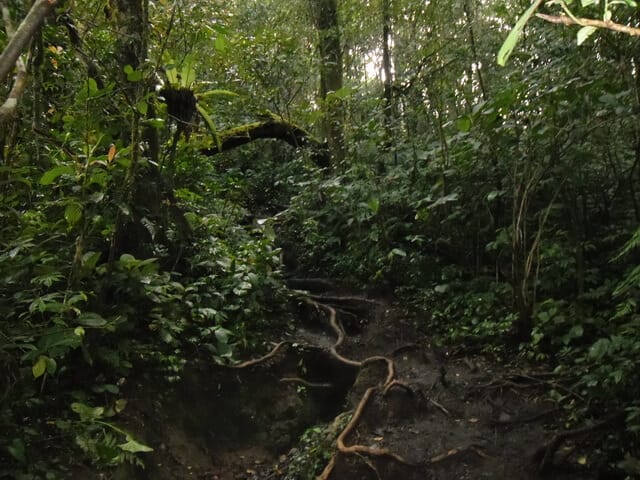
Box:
199, 112, 330, 167
0, 3, 28, 122
0, 0, 56, 82
536, 13, 640, 36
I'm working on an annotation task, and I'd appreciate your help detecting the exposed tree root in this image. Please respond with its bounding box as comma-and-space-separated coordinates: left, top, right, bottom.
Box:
533, 410, 625, 473
279, 377, 333, 389
229, 341, 290, 369
307, 299, 412, 479
390, 343, 419, 356
430, 444, 490, 463
228, 295, 414, 479
383, 380, 414, 396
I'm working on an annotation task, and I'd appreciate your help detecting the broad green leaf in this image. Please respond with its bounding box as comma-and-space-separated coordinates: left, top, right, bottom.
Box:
497, 0, 544, 66
124, 65, 142, 82
45, 357, 56, 375
136, 100, 148, 115
71, 402, 104, 421
568, 325, 584, 339
589, 338, 611, 360
581, 0, 598, 6
196, 103, 222, 152
216, 341, 233, 358
164, 62, 179, 84
115, 399, 128, 413
180, 55, 197, 88
32, 356, 47, 378
455, 115, 472, 132
214, 327, 232, 344
119, 253, 136, 265
327, 86, 356, 100
77, 312, 108, 327
577, 26, 597, 45
40, 165, 75, 185
64, 202, 82, 225
367, 197, 380, 214
215, 35, 228, 53
82, 251, 102, 270
7, 438, 26, 464
487, 190, 502, 201
34, 327, 82, 355
118, 435, 153, 453
390, 248, 407, 257
431, 192, 459, 207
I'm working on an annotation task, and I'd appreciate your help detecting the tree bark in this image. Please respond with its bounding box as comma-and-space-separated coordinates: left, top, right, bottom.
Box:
310, 0, 344, 163
0, 0, 56, 83
381, 0, 394, 129
0, 2, 28, 123
199, 112, 330, 167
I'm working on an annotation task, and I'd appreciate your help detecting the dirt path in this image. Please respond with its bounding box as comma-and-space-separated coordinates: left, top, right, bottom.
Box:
127, 282, 600, 480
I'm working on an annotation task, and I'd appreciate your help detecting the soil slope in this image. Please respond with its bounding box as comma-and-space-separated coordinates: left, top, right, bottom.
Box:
123, 282, 602, 480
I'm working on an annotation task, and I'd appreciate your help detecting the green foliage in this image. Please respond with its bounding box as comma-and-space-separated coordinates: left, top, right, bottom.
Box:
2, 0, 640, 476
284, 414, 351, 480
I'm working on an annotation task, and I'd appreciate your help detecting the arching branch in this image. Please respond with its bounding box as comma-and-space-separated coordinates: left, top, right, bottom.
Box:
199, 112, 330, 167
536, 13, 640, 36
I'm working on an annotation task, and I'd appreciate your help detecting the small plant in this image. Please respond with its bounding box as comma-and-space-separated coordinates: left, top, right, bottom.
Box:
284, 413, 351, 480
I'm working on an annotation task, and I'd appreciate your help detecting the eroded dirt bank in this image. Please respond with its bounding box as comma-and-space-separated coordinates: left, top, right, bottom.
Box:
119, 281, 607, 480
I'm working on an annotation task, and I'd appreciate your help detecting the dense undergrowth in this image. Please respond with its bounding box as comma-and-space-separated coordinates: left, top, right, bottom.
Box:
0, 132, 291, 477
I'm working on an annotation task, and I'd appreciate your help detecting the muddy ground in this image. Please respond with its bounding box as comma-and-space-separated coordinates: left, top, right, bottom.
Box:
119, 280, 609, 480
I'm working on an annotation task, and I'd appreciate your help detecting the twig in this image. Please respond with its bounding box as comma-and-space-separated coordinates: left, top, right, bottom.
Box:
536, 13, 640, 36
430, 444, 490, 463
428, 397, 451, 417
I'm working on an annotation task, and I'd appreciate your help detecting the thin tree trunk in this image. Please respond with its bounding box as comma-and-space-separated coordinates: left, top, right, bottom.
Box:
0, 0, 56, 82
310, 0, 344, 164
0, 2, 28, 123
382, 0, 394, 126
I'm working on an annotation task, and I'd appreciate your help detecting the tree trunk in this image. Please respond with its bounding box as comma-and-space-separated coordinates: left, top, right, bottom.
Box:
0, 0, 55, 82
107, 0, 151, 264
310, 0, 344, 164
381, 0, 394, 133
